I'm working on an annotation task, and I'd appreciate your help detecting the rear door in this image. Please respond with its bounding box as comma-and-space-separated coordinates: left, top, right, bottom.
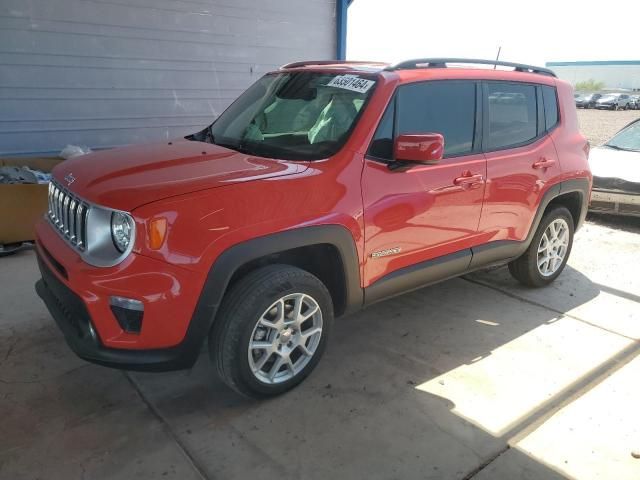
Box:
361, 80, 487, 287
477, 81, 562, 250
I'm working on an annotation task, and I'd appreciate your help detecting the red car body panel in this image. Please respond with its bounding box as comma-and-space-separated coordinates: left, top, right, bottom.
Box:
36, 221, 205, 349
35, 62, 591, 359
362, 152, 487, 286
54, 139, 308, 211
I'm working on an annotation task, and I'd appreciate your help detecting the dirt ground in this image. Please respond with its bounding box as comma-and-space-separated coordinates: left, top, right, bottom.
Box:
576, 108, 640, 146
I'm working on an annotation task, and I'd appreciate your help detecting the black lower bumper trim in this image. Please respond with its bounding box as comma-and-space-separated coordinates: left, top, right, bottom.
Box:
35, 251, 202, 372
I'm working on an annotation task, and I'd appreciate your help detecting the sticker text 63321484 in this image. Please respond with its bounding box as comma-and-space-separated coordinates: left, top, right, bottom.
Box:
326, 75, 375, 93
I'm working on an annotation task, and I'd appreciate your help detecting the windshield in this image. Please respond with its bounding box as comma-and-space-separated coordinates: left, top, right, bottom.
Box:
606, 120, 640, 152
207, 72, 377, 160
600, 94, 618, 100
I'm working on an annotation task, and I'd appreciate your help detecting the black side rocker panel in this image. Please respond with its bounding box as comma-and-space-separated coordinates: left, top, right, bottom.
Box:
364, 178, 590, 306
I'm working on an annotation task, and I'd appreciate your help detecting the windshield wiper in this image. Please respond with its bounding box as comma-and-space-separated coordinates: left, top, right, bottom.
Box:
206, 125, 215, 143
212, 138, 253, 155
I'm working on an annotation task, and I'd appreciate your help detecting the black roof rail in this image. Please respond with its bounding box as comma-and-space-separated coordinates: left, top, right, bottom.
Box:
281, 60, 388, 69
385, 58, 557, 77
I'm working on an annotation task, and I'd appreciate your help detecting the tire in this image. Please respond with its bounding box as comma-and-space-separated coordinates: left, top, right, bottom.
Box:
209, 264, 334, 398
508, 206, 574, 288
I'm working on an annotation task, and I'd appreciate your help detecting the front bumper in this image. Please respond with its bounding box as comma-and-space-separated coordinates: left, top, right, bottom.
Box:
34, 219, 211, 371
590, 189, 640, 217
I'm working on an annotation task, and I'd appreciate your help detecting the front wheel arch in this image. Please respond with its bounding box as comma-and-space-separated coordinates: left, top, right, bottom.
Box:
196, 225, 362, 337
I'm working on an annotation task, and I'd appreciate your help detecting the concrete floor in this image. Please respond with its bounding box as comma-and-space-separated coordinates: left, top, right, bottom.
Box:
1, 214, 639, 480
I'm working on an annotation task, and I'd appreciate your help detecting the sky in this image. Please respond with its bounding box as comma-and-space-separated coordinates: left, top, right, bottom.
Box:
347, 0, 640, 67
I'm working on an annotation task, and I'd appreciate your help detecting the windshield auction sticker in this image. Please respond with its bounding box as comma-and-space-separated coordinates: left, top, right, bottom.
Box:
326, 75, 375, 93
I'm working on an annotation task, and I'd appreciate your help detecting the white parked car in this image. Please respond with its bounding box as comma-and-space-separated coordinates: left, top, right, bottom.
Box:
589, 119, 640, 217
594, 93, 632, 110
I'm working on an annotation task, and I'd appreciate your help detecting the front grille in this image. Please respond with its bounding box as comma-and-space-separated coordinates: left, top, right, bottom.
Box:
48, 180, 90, 251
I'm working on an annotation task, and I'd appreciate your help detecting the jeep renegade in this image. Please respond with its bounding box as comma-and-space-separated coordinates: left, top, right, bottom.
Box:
35, 58, 592, 397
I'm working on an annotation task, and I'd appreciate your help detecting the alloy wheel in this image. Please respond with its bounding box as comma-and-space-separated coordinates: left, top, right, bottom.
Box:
248, 293, 323, 384
537, 218, 570, 277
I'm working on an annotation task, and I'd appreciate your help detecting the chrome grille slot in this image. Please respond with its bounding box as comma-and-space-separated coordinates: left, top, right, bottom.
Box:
47, 180, 90, 251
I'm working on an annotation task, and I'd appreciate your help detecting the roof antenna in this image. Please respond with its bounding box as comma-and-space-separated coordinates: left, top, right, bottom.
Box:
494, 46, 502, 69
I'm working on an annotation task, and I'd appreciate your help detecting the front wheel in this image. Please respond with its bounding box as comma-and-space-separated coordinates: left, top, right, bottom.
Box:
210, 264, 333, 398
508, 206, 574, 287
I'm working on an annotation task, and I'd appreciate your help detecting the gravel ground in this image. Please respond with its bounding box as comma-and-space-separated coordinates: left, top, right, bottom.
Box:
576, 108, 640, 146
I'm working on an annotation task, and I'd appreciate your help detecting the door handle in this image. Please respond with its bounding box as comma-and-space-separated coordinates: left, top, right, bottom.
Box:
453, 173, 484, 186
532, 158, 556, 169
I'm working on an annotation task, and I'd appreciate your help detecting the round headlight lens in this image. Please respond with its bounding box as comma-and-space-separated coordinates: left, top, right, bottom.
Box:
111, 211, 134, 253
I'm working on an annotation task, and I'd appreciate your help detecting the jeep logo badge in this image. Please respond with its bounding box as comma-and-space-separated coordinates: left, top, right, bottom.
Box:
64, 173, 76, 186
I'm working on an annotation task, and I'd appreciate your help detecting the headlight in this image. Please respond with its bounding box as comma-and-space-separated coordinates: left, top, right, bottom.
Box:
111, 211, 134, 253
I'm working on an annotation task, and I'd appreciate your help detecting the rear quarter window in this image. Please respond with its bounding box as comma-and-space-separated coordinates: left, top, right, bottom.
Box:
485, 82, 538, 150
541, 86, 559, 131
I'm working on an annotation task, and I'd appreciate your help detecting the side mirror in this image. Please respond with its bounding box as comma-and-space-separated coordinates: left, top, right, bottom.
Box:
393, 133, 444, 164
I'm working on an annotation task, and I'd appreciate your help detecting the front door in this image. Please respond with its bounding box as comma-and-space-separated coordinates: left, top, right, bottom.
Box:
362, 80, 487, 290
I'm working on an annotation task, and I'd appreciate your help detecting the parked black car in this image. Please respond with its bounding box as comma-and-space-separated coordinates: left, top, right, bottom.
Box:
575, 93, 602, 109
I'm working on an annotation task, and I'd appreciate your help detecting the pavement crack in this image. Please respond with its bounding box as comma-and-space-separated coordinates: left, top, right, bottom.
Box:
462, 445, 510, 480
1, 339, 17, 365
123, 372, 210, 480
462, 276, 639, 342
0, 378, 42, 385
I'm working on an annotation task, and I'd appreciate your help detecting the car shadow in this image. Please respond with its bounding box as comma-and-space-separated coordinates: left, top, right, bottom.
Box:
587, 212, 640, 234
121, 262, 624, 479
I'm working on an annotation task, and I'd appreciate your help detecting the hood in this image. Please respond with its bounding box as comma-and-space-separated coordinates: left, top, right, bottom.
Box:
52, 139, 308, 211
589, 146, 640, 184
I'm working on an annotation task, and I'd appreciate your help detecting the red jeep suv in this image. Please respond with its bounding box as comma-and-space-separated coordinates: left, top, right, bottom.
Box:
35, 58, 591, 397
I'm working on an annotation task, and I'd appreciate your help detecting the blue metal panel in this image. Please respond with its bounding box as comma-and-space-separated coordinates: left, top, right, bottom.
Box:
336, 0, 350, 60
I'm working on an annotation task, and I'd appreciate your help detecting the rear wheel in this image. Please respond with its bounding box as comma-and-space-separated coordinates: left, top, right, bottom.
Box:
210, 264, 333, 398
508, 207, 574, 287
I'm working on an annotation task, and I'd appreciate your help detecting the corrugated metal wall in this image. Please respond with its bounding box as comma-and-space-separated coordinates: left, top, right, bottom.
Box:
0, 0, 337, 156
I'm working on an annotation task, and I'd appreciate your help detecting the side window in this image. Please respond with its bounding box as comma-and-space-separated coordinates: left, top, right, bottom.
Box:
368, 97, 395, 160
485, 82, 538, 150
541, 86, 559, 131
397, 81, 476, 157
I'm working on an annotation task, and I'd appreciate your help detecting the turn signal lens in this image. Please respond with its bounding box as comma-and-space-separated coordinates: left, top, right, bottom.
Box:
148, 217, 167, 250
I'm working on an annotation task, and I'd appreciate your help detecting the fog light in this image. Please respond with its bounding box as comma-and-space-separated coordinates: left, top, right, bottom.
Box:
110, 296, 144, 333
